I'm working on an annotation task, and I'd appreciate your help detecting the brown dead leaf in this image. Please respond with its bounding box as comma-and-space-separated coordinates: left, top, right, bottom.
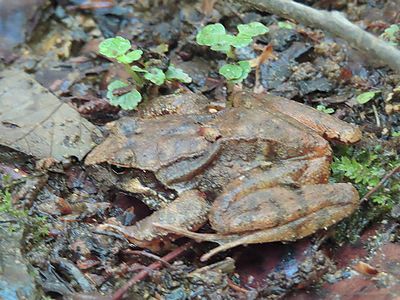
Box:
201, 0, 217, 16
353, 261, 379, 276
251, 44, 276, 93
0, 69, 101, 162
249, 44, 277, 68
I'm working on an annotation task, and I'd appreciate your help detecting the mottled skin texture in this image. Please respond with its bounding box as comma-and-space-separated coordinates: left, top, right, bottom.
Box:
86, 92, 361, 260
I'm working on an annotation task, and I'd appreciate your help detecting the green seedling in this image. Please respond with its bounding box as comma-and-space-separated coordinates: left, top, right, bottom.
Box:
392, 131, 400, 137
106, 80, 142, 110
99, 36, 192, 110
219, 61, 251, 84
316, 104, 335, 114
196, 22, 269, 84
380, 24, 399, 46
0, 189, 49, 243
356, 90, 380, 104
356, 91, 378, 104
277, 21, 295, 30
332, 146, 400, 207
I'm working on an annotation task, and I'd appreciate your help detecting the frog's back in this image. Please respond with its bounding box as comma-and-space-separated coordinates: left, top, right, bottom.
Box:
215, 106, 331, 161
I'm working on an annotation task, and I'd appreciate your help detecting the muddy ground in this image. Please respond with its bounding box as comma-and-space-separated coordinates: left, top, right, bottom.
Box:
0, 0, 399, 299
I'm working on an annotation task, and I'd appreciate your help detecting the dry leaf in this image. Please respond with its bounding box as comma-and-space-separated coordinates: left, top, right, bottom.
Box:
353, 261, 379, 276
249, 44, 277, 68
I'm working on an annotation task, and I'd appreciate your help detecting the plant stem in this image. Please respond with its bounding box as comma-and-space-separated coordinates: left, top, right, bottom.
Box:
226, 47, 236, 59
124, 64, 144, 87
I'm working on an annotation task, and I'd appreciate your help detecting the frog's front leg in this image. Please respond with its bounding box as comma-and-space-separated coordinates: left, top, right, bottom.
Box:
98, 190, 209, 252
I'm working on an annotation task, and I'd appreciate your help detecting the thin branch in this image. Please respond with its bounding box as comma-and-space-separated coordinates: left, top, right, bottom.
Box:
361, 165, 400, 202
111, 242, 193, 300
230, 0, 400, 73
125, 249, 173, 268
227, 278, 250, 293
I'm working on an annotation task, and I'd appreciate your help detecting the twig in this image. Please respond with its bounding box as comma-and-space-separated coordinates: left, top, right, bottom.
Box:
124, 249, 173, 268
361, 165, 400, 202
229, 0, 400, 73
92, 229, 128, 242
111, 242, 193, 300
227, 278, 250, 293
372, 104, 381, 128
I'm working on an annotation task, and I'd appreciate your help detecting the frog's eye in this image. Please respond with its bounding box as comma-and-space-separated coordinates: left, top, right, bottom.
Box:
111, 165, 128, 174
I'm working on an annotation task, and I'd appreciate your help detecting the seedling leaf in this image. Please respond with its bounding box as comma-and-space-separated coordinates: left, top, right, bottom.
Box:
219, 61, 251, 83
144, 68, 166, 85
317, 104, 335, 114
231, 35, 253, 48
219, 64, 243, 80
392, 131, 400, 137
117, 50, 143, 64
237, 22, 269, 37
210, 34, 235, 53
356, 91, 378, 104
99, 36, 131, 58
165, 65, 192, 83
233, 61, 251, 83
106, 80, 142, 110
381, 24, 399, 46
278, 21, 295, 30
196, 23, 227, 46
385, 24, 400, 36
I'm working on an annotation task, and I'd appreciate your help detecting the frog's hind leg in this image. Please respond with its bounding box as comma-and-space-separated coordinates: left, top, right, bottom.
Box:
156, 183, 359, 262
154, 200, 350, 262
199, 190, 357, 261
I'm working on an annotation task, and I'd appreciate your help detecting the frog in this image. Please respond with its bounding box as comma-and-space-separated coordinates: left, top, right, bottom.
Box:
85, 91, 362, 261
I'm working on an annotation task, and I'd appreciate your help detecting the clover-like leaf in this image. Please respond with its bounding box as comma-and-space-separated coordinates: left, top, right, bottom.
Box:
144, 68, 166, 85
99, 36, 131, 58
231, 35, 253, 48
381, 24, 399, 45
237, 22, 269, 38
219, 61, 251, 83
210, 36, 234, 53
383, 24, 400, 37
165, 65, 192, 83
233, 61, 251, 83
219, 64, 243, 80
316, 104, 334, 114
106, 80, 142, 110
117, 49, 143, 64
196, 23, 227, 46
356, 91, 379, 104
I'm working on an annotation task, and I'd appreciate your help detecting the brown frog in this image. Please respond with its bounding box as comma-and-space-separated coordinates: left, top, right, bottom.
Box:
85, 91, 361, 261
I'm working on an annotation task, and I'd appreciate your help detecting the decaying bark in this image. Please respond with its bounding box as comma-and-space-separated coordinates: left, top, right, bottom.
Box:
230, 0, 400, 73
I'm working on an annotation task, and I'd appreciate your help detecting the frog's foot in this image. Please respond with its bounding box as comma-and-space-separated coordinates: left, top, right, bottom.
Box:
98, 190, 210, 251
153, 223, 241, 261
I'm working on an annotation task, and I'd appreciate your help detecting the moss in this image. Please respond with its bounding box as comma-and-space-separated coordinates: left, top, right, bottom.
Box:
0, 188, 49, 245
330, 143, 399, 243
